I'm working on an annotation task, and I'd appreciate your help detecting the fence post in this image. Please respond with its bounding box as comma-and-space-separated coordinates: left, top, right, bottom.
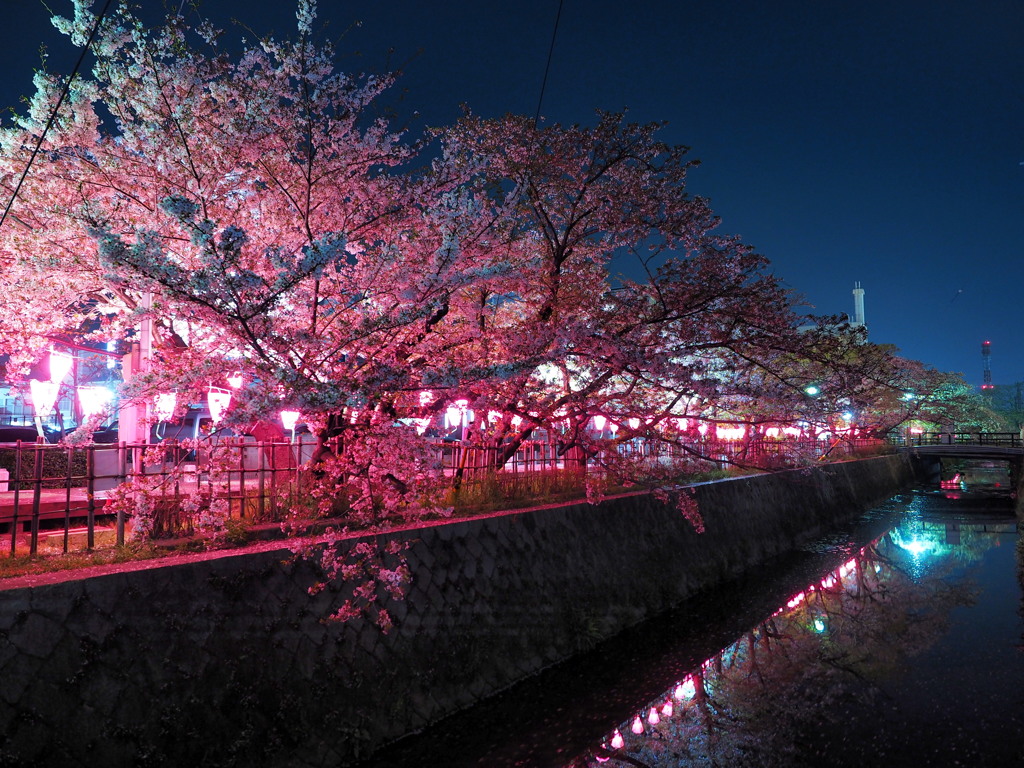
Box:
116, 441, 127, 546
62, 445, 74, 554
9, 442, 23, 556
86, 446, 95, 551
29, 437, 44, 556
257, 441, 266, 520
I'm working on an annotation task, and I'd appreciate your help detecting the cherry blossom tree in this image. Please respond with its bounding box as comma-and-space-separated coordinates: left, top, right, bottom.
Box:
422, 111, 829, 485
0, 1, 937, 536
0, 0, 483, 523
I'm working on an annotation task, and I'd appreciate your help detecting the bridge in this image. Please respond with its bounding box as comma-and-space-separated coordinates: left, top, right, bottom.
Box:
897, 432, 1024, 490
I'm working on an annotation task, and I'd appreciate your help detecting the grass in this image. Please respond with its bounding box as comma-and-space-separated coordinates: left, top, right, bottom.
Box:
0, 540, 167, 581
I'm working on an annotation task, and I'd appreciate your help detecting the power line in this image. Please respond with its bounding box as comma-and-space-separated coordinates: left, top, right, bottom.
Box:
534, 0, 564, 128
0, 0, 115, 232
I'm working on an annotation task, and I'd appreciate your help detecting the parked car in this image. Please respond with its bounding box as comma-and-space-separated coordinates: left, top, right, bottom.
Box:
92, 421, 120, 443
0, 425, 39, 443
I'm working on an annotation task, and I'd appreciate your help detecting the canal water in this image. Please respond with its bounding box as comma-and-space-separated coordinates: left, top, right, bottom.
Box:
357, 489, 1024, 768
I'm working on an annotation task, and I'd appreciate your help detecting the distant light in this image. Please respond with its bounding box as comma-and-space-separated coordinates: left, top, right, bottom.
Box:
813, 617, 826, 633
804, 385, 820, 396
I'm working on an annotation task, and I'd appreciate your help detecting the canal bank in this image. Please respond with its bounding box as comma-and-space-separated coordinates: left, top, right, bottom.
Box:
0, 453, 915, 766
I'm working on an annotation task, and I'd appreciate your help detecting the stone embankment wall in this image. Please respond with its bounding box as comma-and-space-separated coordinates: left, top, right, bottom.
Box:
0, 454, 914, 767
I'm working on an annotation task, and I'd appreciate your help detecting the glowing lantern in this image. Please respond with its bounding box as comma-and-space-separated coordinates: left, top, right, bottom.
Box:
226, 372, 244, 389
280, 410, 300, 431
29, 379, 61, 419
675, 677, 697, 701
154, 392, 177, 422
418, 390, 434, 406
675, 418, 688, 431
716, 425, 745, 440
630, 715, 644, 734
628, 417, 640, 430
647, 707, 660, 725
78, 386, 112, 418
49, 350, 74, 384
608, 421, 619, 435
593, 414, 607, 432
487, 410, 502, 424
445, 405, 461, 429
697, 422, 709, 437
207, 386, 232, 424
510, 415, 523, 428
661, 700, 673, 717
610, 730, 624, 749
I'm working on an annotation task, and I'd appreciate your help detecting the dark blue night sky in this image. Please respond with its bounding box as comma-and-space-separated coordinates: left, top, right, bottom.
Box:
4, 0, 1023, 383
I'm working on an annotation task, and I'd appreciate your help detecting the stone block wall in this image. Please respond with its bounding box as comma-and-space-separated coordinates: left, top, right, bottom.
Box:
0, 454, 914, 767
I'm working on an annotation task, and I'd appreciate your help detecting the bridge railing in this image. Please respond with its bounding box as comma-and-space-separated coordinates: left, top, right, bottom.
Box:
899, 432, 1023, 448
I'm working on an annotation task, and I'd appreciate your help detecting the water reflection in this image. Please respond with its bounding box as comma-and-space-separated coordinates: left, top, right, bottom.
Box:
355, 494, 1022, 768
573, 502, 1019, 768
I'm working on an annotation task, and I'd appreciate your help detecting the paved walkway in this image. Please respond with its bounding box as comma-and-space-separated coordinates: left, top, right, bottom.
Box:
0, 488, 110, 525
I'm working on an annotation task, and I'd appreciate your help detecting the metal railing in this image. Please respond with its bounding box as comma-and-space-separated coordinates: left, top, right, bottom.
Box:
897, 432, 1023, 447
1, 435, 887, 555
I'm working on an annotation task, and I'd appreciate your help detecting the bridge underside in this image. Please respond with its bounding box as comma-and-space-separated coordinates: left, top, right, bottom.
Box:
900, 446, 1023, 499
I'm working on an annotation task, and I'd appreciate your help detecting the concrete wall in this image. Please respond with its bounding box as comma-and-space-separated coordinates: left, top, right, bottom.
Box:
0, 454, 914, 767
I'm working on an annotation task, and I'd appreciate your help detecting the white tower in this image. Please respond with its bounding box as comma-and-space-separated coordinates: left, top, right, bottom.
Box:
852, 282, 865, 327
